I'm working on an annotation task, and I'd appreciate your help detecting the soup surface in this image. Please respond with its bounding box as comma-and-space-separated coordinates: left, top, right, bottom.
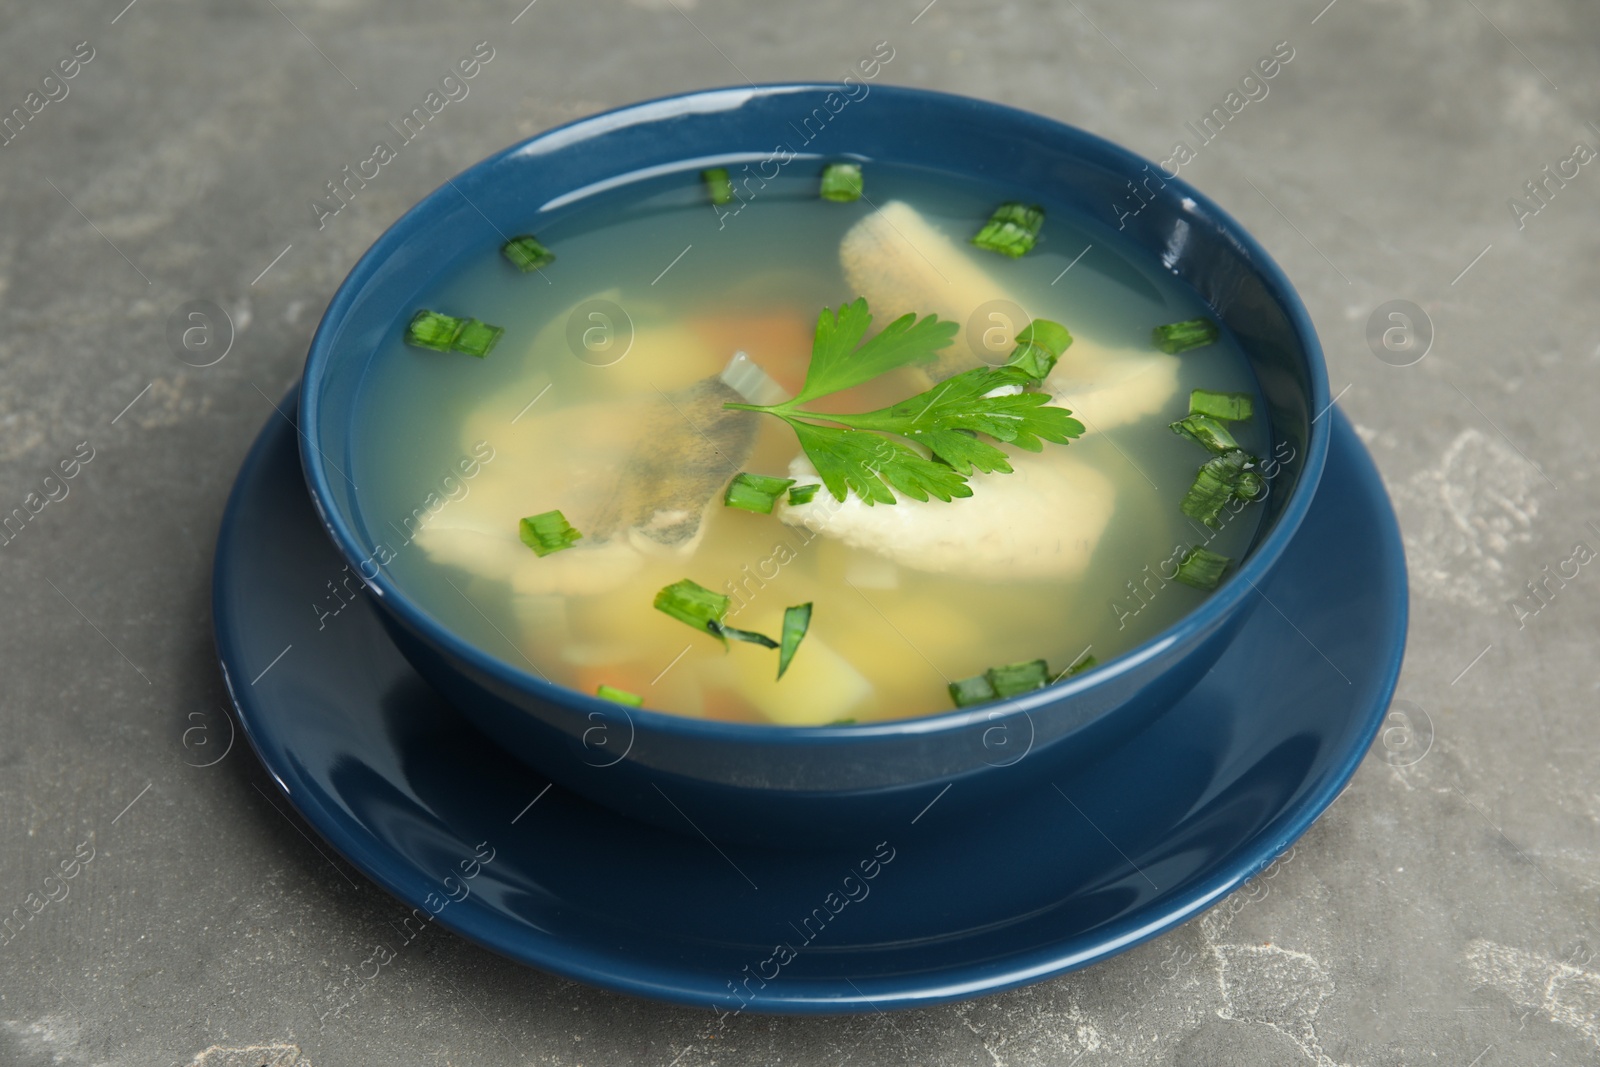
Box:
350, 164, 1270, 725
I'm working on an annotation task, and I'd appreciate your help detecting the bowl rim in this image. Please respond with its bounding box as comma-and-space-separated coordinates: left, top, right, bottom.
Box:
299, 81, 1331, 743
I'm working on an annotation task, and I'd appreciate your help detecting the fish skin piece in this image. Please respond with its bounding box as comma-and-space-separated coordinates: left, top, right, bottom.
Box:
413, 368, 760, 598
590, 376, 757, 557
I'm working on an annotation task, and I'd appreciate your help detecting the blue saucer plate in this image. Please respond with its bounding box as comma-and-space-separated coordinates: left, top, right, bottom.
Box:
213, 386, 1406, 1014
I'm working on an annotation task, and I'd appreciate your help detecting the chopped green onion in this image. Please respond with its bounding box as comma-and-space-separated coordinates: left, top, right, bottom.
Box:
1152, 318, 1220, 354
405, 309, 505, 357
702, 167, 734, 205
1234, 469, 1264, 500
1169, 413, 1240, 454
1016, 319, 1072, 355
830, 717, 857, 725
405, 310, 464, 352
653, 579, 778, 648
820, 162, 863, 202
1060, 652, 1098, 679
1180, 450, 1258, 527
654, 578, 732, 643
453, 318, 505, 358
723, 472, 796, 515
788, 483, 821, 505
717, 623, 779, 648
776, 602, 812, 679
1174, 546, 1231, 590
972, 202, 1045, 258
987, 659, 1051, 698
1189, 389, 1253, 421
1006, 344, 1055, 382
501, 235, 555, 273
951, 654, 1063, 707
519, 509, 582, 557
948, 673, 997, 708
596, 684, 643, 707
1006, 318, 1073, 379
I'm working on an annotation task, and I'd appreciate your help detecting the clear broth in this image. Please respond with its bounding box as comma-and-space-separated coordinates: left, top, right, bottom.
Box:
350, 165, 1269, 725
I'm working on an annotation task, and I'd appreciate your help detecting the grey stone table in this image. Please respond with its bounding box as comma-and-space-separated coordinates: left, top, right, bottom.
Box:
2, 0, 1597, 1063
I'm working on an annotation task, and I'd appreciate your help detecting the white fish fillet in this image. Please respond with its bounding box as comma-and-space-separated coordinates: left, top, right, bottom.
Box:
709, 634, 873, 726
778, 449, 1116, 581
1044, 342, 1181, 432
789, 200, 1184, 578
839, 199, 1020, 372
842, 198, 1181, 428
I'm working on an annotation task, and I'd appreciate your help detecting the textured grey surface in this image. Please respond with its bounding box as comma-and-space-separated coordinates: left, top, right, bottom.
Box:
2, 0, 1598, 1064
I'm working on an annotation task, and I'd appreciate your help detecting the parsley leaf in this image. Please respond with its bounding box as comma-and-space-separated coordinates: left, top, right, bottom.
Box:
727, 301, 1083, 505
790, 421, 973, 504
829, 366, 1085, 475
793, 298, 959, 405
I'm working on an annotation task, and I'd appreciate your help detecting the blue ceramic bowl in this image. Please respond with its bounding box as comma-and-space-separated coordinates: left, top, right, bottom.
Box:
299, 84, 1330, 848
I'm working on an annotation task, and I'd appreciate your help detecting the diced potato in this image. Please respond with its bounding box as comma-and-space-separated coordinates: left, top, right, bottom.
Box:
859, 593, 982, 663
709, 635, 872, 726
823, 591, 980, 713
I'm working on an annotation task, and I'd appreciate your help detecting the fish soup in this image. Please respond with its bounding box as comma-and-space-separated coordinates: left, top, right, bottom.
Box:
349, 163, 1273, 726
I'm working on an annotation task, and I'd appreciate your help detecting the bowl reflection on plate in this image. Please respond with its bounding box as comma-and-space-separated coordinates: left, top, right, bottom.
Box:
297, 84, 1330, 848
